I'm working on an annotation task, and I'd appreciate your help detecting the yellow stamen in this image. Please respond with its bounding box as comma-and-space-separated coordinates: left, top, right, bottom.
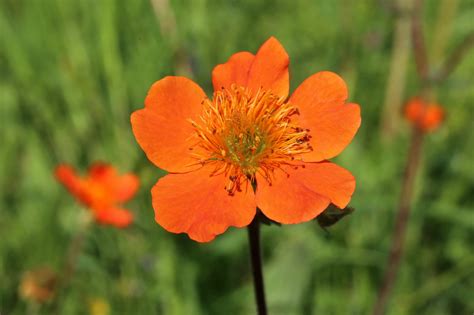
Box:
188, 85, 312, 195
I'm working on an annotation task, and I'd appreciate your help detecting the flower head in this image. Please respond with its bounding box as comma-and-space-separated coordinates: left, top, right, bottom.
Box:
19, 267, 57, 303
55, 163, 139, 228
404, 97, 444, 132
131, 37, 361, 242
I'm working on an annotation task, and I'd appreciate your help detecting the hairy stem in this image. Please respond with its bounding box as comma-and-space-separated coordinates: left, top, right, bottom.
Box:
411, 0, 429, 81
372, 128, 424, 315
62, 228, 88, 285
50, 222, 90, 314
247, 218, 267, 315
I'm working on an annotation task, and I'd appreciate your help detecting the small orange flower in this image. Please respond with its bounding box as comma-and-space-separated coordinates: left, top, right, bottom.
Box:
131, 37, 361, 242
19, 267, 57, 303
404, 97, 444, 132
55, 163, 139, 228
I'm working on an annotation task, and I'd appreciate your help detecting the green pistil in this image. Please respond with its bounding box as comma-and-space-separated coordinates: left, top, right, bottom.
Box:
225, 129, 267, 174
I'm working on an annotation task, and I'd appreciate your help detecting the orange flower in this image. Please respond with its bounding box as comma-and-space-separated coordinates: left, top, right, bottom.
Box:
19, 267, 57, 303
55, 163, 139, 228
131, 37, 361, 242
404, 97, 444, 132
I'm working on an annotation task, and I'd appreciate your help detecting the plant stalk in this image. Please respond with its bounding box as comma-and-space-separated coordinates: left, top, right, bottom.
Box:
372, 128, 424, 315
50, 221, 90, 314
247, 218, 267, 315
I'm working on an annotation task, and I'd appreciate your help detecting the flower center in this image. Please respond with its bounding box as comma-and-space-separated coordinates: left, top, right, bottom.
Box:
189, 85, 312, 195
82, 181, 113, 210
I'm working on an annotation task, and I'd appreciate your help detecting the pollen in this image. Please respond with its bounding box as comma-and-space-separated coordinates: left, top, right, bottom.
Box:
189, 85, 312, 195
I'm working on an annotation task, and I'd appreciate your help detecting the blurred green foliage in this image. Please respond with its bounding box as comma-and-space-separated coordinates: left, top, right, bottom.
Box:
1, 0, 473, 314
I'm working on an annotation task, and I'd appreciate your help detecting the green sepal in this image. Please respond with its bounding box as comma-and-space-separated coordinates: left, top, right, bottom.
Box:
316, 204, 354, 228
256, 208, 281, 226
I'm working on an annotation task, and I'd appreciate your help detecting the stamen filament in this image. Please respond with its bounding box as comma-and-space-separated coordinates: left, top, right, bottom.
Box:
189, 85, 312, 195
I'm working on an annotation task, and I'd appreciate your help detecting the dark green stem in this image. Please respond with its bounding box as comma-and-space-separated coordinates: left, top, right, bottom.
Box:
247, 218, 267, 315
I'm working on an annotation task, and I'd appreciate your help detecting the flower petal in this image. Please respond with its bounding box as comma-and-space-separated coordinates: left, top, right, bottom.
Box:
256, 171, 330, 224
95, 207, 133, 228
404, 97, 444, 132
247, 37, 290, 98
256, 162, 355, 224
299, 162, 356, 208
131, 76, 206, 173
87, 163, 139, 202
88, 163, 115, 181
290, 71, 361, 161
212, 51, 255, 92
404, 97, 424, 123
152, 167, 256, 242
114, 174, 139, 203
422, 104, 444, 131
55, 164, 84, 199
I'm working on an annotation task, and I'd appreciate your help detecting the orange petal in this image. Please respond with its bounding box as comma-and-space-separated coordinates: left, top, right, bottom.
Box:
114, 174, 139, 202
256, 162, 355, 224
55, 164, 83, 198
290, 71, 361, 161
422, 104, 444, 131
247, 37, 290, 98
212, 51, 255, 92
131, 76, 206, 173
404, 97, 424, 123
88, 163, 116, 181
299, 162, 356, 208
55, 164, 77, 188
95, 207, 133, 228
152, 167, 256, 242
87, 163, 138, 202
255, 170, 330, 224
404, 97, 444, 132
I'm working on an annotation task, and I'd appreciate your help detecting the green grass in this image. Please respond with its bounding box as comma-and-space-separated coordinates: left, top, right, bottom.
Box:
1, 0, 473, 314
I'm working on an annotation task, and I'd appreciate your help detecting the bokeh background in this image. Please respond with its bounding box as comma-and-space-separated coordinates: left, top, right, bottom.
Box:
1, 0, 473, 314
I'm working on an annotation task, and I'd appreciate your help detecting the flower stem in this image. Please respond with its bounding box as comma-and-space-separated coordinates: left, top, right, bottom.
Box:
62, 227, 88, 285
50, 221, 90, 314
247, 218, 267, 315
372, 128, 424, 315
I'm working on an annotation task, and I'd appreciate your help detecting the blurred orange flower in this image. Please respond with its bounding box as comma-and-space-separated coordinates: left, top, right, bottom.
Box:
19, 267, 57, 303
404, 97, 444, 132
55, 163, 139, 228
131, 37, 361, 242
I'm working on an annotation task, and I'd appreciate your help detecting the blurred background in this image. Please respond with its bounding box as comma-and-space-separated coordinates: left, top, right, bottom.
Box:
1, 0, 473, 314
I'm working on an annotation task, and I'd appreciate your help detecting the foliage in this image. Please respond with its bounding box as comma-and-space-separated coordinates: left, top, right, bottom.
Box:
1, 0, 473, 314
